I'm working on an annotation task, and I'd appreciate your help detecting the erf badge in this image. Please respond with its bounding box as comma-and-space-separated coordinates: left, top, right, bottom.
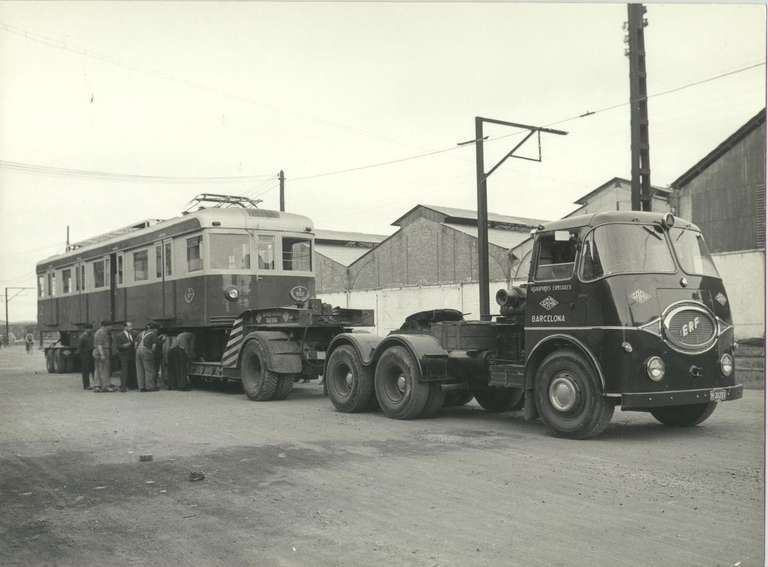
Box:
289, 285, 310, 302
184, 287, 195, 304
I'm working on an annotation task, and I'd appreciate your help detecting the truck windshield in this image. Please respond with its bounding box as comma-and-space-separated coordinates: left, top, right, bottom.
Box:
581, 223, 675, 280
670, 228, 719, 277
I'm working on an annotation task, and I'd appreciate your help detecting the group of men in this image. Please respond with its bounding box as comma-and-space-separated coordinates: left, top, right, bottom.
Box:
77, 321, 196, 393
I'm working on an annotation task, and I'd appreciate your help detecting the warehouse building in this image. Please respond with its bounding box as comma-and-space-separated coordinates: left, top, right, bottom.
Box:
564, 177, 671, 217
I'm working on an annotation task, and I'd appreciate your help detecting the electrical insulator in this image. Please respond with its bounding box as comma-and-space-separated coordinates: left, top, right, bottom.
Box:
623, 35, 630, 44
643, 17, 649, 27
624, 48, 630, 57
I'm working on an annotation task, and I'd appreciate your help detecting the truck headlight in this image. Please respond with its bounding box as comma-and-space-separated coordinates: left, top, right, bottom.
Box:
224, 287, 239, 301
720, 353, 734, 377
645, 356, 665, 382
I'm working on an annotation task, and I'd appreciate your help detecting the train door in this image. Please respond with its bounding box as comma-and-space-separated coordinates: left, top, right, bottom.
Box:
109, 253, 117, 322
160, 238, 175, 319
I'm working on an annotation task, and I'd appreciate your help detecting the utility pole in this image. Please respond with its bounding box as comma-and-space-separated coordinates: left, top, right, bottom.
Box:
468, 118, 567, 321
626, 3, 652, 211
4, 286, 33, 345
279, 170, 285, 212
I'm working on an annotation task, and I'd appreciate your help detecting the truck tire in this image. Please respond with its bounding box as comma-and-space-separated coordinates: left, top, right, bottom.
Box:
443, 389, 474, 407
374, 346, 430, 419
472, 386, 524, 412
534, 350, 614, 439
272, 377, 295, 401
326, 345, 377, 412
53, 350, 64, 373
420, 384, 445, 418
45, 350, 55, 373
240, 340, 279, 401
650, 402, 717, 427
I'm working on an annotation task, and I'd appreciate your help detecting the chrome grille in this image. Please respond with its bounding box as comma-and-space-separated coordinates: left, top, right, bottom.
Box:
663, 305, 716, 350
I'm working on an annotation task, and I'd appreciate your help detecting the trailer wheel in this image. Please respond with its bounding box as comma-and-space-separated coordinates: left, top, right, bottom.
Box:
52, 350, 64, 373
443, 389, 474, 407
326, 345, 376, 412
472, 386, 524, 412
45, 350, 55, 373
534, 350, 614, 439
420, 384, 445, 418
272, 377, 295, 401
240, 340, 279, 401
374, 346, 430, 419
650, 402, 717, 427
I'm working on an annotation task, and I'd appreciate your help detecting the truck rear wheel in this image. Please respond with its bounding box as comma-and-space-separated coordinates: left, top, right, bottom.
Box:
443, 389, 474, 407
272, 377, 295, 401
240, 340, 279, 401
374, 346, 430, 419
534, 350, 614, 439
650, 402, 717, 427
326, 345, 376, 412
473, 386, 524, 412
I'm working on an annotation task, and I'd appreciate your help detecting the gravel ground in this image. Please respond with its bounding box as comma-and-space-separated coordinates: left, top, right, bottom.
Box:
0, 344, 764, 567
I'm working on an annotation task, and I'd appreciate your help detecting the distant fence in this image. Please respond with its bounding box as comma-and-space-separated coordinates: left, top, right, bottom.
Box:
711, 249, 765, 340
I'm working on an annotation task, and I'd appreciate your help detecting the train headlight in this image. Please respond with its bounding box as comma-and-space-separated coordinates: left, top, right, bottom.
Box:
645, 356, 665, 382
224, 287, 239, 301
720, 353, 734, 377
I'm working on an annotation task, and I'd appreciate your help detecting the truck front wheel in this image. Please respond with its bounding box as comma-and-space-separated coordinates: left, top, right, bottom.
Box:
650, 402, 717, 427
326, 345, 377, 412
534, 350, 614, 439
240, 340, 279, 401
374, 346, 430, 419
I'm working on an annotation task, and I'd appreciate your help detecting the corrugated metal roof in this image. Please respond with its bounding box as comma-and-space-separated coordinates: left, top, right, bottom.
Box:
315, 243, 372, 266
442, 223, 531, 249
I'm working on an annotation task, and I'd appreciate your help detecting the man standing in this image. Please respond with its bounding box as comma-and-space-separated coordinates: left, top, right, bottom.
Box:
115, 322, 135, 393
169, 331, 195, 391
24, 332, 34, 354
93, 320, 113, 393
136, 322, 159, 392
77, 324, 95, 390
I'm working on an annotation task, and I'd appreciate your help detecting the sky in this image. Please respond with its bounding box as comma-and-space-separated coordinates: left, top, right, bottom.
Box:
0, 1, 765, 321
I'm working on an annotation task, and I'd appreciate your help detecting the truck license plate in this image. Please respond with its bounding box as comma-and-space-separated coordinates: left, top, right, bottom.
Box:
710, 389, 727, 402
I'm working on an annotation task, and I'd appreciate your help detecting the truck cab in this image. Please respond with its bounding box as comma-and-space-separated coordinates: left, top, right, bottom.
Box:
324, 211, 742, 439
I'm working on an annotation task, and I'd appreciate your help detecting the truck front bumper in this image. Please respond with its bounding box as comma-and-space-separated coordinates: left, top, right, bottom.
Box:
620, 384, 743, 409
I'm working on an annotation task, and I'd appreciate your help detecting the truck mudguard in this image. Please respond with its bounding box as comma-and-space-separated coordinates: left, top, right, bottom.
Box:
373, 333, 449, 380
240, 330, 303, 375
327, 332, 384, 367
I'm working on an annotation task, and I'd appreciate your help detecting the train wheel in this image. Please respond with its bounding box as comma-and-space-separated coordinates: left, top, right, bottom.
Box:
272, 377, 295, 401
326, 345, 376, 413
52, 350, 64, 374
374, 346, 430, 419
420, 384, 445, 418
534, 350, 614, 439
240, 340, 279, 401
472, 386, 524, 412
443, 389, 474, 407
650, 402, 717, 427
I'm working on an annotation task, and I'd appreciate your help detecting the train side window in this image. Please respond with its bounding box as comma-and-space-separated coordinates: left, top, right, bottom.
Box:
50, 272, 57, 296
282, 237, 312, 272
93, 260, 106, 288
187, 236, 202, 272
534, 231, 577, 282
38, 274, 45, 297
117, 255, 124, 285
155, 245, 163, 278
133, 250, 149, 281
75, 265, 81, 291
257, 235, 275, 270
62, 269, 72, 294
164, 241, 172, 276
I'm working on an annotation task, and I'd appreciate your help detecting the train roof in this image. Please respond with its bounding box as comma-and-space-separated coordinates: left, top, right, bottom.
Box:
36, 207, 314, 272
541, 211, 701, 233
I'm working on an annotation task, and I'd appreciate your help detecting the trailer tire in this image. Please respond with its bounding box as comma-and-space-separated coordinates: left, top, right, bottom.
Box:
534, 350, 614, 439
240, 340, 279, 401
374, 346, 430, 419
443, 389, 474, 407
272, 377, 295, 401
472, 386, 524, 412
650, 402, 717, 427
45, 350, 55, 373
326, 345, 377, 413
420, 384, 445, 418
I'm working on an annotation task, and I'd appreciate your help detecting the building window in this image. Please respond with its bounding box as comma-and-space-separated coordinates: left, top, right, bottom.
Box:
257, 235, 275, 270
155, 245, 163, 278
117, 255, 123, 285
38, 274, 45, 297
210, 234, 251, 270
282, 237, 312, 271
133, 250, 149, 281
187, 236, 202, 272
164, 242, 172, 276
62, 269, 72, 294
93, 260, 106, 288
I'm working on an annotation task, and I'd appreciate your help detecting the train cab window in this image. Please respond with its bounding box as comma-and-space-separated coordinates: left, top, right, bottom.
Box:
37, 274, 45, 298
282, 237, 312, 272
133, 251, 148, 281
534, 231, 577, 281
210, 234, 251, 270
164, 242, 172, 276
187, 236, 202, 272
93, 260, 107, 288
62, 269, 72, 294
257, 235, 275, 270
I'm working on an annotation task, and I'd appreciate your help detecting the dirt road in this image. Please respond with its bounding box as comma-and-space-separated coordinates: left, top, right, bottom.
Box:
0, 345, 763, 566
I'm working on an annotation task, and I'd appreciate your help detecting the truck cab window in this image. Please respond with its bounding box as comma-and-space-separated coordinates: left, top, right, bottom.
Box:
282, 237, 312, 272
257, 235, 275, 270
534, 232, 577, 281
